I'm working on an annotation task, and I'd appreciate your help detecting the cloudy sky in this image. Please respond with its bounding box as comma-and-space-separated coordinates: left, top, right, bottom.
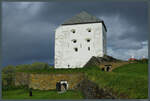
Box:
2, 1, 148, 67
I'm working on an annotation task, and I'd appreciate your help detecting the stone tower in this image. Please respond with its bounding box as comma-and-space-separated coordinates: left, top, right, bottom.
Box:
55, 11, 107, 68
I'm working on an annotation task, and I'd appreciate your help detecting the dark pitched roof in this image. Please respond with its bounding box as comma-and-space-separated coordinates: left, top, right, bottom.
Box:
61, 11, 107, 32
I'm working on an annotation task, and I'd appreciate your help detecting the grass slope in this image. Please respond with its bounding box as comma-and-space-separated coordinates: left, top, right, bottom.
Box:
113, 63, 148, 76
85, 63, 148, 98
2, 62, 148, 99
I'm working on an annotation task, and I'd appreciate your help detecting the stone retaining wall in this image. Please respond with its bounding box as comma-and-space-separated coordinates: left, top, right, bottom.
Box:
15, 72, 84, 90
15, 72, 30, 86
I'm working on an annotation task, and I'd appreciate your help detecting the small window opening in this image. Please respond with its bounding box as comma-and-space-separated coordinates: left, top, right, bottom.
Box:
88, 47, 90, 51
71, 29, 75, 33
87, 39, 90, 42
74, 48, 78, 52
87, 28, 91, 32
86, 38, 91, 42
72, 39, 77, 43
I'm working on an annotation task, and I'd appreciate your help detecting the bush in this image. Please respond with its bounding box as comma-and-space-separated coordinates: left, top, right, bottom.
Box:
2, 65, 16, 74
30, 62, 49, 71
135, 59, 148, 64
2, 65, 16, 88
44, 63, 49, 70
16, 64, 31, 71
16, 62, 51, 72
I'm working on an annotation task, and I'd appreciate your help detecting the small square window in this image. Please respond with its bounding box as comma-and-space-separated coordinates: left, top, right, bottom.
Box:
74, 48, 78, 52
72, 39, 77, 43
86, 38, 91, 42
88, 47, 90, 51
87, 28, 91, 32
71, 29, 75, 33
87, 39, 90, 42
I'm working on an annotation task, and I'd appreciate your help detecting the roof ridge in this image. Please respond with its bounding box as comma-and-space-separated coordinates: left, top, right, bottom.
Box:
62, 11, 102, 25
61, 11, 107, 32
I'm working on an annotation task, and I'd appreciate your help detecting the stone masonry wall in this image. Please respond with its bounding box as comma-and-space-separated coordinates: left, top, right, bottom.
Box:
15, 72, 85, 90
15, 72, 30, 86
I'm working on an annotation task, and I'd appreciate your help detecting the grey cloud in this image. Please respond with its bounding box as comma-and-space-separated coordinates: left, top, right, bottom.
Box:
99, 14, 148, 51
107, 42, 148, 60
2, 3, 57, 66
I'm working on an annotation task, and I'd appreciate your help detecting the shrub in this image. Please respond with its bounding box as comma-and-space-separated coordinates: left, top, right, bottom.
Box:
44, 63, 50, 70
2, 65, 16, 88
30, 62, 47, 71
135, 59, 148, 64
16, 64, 31, 71
16, 62, 50, 72
2, 65, 16, 74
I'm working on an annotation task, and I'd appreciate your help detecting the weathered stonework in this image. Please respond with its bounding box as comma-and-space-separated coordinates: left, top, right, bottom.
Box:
15, 72, 30, 86
15, 72, 84, 90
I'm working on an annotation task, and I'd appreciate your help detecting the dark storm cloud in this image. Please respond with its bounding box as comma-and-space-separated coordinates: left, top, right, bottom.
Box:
2, 2, 57, 66
34, 1, 148, 41
2, 1, 148, 67
99, 14, 146, 49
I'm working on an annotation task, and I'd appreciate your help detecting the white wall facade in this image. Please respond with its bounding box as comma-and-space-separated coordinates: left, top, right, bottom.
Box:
55, 23, 106, 68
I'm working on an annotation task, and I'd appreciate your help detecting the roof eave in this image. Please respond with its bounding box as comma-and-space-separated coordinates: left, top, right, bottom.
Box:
61, 21, 107, 32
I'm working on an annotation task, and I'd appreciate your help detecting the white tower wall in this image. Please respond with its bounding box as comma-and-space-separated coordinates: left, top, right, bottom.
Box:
55, 23, 106, 68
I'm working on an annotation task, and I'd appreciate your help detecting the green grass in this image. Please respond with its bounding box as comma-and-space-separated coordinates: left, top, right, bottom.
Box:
17, 66, 99, 74
2, 89, 83, 99
2, 62, 148, 99
113, 63, 148, 76
85, 63, 148, 99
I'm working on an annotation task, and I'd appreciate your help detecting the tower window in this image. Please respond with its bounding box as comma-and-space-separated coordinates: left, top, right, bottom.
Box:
74, 48, 78, 52
71, 29, 75, 33
72, 39, 77, 43
87, 28, 91, 32
86, 38, 91, 42
88, 47, 90, 51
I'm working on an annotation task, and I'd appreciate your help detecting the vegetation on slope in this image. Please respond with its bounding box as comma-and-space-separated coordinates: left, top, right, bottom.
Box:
85, 63, 148, 98
2, 61, 148, 99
